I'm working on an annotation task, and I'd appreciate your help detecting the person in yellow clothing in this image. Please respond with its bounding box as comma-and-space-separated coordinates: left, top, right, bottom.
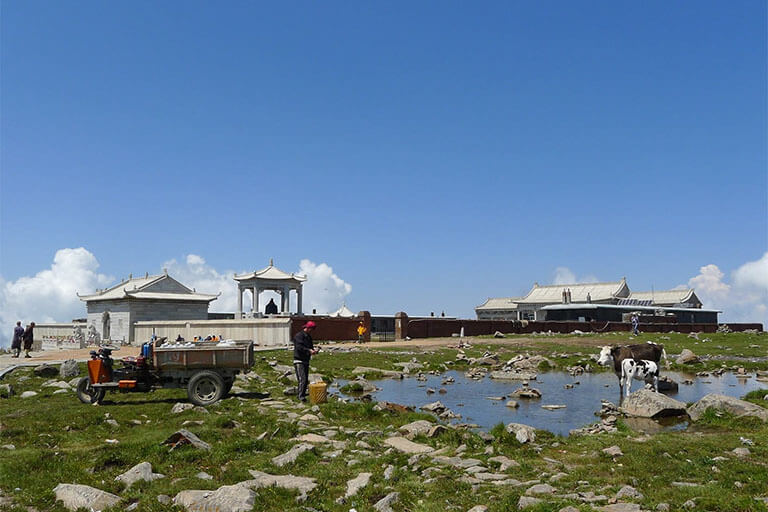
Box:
357, 321, 367, 343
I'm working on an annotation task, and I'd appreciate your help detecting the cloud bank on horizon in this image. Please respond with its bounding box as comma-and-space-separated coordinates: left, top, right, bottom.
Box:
0, 249, 353, 347
1, 248, 766, 347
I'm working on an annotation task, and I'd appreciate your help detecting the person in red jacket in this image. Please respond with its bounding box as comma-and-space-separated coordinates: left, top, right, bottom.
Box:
292, 321, 318, 402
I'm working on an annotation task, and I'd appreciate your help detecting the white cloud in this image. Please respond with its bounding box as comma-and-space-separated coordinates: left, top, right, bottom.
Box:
552, 267, 599, 285
297, 259, 352, 314
688, 252, 768, 326
162, 255, 238, 312
0, 248, 113, 347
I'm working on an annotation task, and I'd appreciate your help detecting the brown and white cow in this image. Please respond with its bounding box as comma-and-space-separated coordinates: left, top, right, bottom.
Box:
597, 342, 668, 398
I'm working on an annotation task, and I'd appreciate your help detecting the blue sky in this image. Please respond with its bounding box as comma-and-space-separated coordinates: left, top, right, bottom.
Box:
1, 1, 766, 325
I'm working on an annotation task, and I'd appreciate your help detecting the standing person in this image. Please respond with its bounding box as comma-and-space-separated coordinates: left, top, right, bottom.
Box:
11, 321, 24, 358
631, 314, 639, 336
292, 321, 318, 402
22, 322, 35, 358
357, 321, 367, 344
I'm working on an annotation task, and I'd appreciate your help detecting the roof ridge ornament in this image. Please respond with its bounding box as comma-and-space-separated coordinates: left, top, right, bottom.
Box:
270, 258, 274, 266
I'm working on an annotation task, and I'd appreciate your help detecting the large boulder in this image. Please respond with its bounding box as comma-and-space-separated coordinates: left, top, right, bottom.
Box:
676, 349, 699, 365
59, 360, 80, 378
687, 394, 768, 422
34, 364, 59, 378
505, 423, 536, 444
620, 390, 687, 418
53, 484, 120, 511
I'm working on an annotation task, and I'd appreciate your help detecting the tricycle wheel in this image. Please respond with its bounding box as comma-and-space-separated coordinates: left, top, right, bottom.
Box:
76, 377, 105, 404
187, 370, 224, 406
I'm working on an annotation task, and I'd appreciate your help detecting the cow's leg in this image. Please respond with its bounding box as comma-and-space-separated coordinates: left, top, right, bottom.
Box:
652, 371, 659, 392
625, 373, 632, 396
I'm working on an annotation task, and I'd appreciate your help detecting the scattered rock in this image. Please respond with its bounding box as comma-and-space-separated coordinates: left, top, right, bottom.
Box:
490, 371, 537, 381
505, 423, 536, 444
525, 483, 556, 495
373, 401, 413, 414
59, 360, 80, 378
373, 492, 400, 512
620, 390, 687, 418
615, 485, 643, 500
171, 403, 195, 414
246, 469, 317, 501
162, 429, 211, 451
0, 384, 14, 398
175, 483, 256, 512
676, 349, 699, 365
383, 465, 395, 480
33, 364, 59, 378
157, 495, 171, 504
518, 496, 542, 509
53, 484, 120, 512
383, 436, 433, 454
115, 462, 165, 487
20, 391, 37, 398
420, 401, 447, 414
597, 505, 642, 512
688, 394, 768, 422
488, 455, 520, 471
272, 443, 314, 467
602, 445, 623, 457
196, 472, 213, 480
506, 400, 519, 408
399, 420, 434, 438
509, 385, 542, 399
732, 447, 750, 457
343, 472, 371, 498
469, 506, 489, 512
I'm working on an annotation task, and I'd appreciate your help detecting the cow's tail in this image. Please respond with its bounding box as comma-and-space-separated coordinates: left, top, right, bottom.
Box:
661, 347, 669, 369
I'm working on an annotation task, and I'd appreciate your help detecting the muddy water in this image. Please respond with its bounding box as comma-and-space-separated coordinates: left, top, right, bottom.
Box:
336, 370, 768, 436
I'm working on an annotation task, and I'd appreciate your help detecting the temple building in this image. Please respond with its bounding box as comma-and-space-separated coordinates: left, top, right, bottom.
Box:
234, 259, 306, 318
78, 272, 218, 343
476, 278, 706, 321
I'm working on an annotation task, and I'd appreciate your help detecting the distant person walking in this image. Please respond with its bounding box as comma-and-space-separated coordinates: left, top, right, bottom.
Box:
292, 321, 318, 402
631, 314, 639, 336
11, 321, 24, 358
22, 322, 35, 358
357, 321, 367, 343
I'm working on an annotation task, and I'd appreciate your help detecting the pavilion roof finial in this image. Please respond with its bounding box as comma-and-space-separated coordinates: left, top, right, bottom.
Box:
270, 258, 274, 266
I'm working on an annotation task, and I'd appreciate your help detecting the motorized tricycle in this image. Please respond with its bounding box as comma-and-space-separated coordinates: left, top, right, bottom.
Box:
76, 340, 254, 406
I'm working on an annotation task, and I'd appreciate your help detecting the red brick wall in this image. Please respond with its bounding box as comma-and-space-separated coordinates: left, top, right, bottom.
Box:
403, 318, 763, 338
290, 312, 371, 341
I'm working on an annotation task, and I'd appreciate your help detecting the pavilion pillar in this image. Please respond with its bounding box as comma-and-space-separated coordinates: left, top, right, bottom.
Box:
282, 286, 289, 313
237, 286, 243, 319
253, 286, 259, 315
297, 286, 303, 315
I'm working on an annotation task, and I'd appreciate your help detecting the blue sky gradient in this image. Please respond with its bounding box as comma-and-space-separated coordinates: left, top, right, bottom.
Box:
1, 1, 766, 319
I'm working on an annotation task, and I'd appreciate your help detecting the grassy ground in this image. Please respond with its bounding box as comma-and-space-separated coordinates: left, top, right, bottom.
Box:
1, 332, 767, 512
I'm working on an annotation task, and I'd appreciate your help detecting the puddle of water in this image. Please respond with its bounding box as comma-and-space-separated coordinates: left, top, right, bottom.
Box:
336, 370, 768, 437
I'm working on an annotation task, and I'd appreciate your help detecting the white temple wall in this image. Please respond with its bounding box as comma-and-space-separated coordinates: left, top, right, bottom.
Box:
133, 318, 291, 347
